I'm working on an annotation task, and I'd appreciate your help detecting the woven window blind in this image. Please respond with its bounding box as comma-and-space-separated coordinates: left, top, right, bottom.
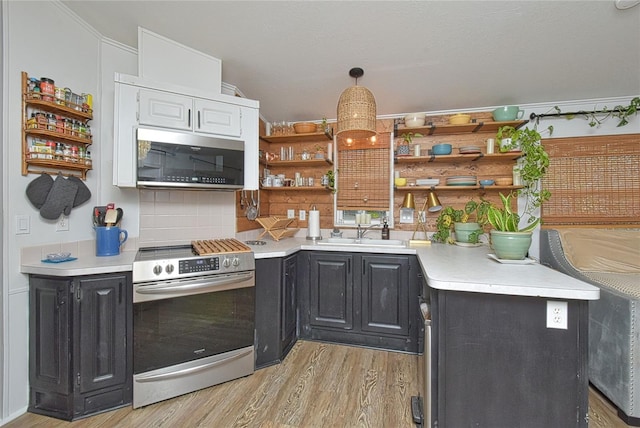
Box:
337, 132, 391, 211
541, 134, 640, 225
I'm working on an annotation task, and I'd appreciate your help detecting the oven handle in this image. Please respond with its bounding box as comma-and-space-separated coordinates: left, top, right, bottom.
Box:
135, 347, 253, 383
135, 271, 254, 295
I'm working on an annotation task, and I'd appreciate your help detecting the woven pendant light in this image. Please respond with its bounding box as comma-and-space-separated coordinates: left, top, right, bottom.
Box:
336, 68, 377, 139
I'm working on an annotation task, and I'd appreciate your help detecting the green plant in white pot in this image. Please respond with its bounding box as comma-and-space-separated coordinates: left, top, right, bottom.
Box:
486, 192, 539, 260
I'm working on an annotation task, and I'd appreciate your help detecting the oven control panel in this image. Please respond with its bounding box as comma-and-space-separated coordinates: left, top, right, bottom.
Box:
179, 257, 220, 274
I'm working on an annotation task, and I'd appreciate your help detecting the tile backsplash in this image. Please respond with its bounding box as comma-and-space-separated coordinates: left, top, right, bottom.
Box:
139, 189, 236, 246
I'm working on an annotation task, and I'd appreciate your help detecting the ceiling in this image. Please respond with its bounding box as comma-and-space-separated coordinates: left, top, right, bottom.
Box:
61, 0, 640, 123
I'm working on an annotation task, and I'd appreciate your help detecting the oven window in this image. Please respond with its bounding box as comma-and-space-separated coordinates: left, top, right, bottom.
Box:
133, 287, 254, 374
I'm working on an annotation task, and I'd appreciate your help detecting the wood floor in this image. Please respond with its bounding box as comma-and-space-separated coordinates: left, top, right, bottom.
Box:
6, 340, 632, 428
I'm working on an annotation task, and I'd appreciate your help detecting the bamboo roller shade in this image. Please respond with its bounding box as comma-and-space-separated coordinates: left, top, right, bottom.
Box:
337, 132, 391, 211
541, 133, 640, 225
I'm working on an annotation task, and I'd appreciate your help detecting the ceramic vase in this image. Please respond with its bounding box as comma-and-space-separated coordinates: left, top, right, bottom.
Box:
490, 230, 532, 260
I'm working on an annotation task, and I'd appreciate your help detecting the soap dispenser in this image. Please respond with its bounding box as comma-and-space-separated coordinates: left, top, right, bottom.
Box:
381, 218, 390, 240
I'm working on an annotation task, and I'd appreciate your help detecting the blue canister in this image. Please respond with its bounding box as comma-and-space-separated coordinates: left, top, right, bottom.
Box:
95, 226, 128, 256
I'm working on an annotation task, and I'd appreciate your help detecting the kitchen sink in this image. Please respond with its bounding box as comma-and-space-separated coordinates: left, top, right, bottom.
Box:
317, 238, 407, 248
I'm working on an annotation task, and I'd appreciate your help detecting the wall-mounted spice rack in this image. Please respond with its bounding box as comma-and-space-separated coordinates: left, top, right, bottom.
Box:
21, 72, 93, 179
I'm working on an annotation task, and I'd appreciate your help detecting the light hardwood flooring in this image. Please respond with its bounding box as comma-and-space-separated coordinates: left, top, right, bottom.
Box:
5, 340, 632, 428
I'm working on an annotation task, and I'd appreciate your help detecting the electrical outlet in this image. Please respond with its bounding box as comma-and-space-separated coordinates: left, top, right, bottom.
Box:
299, 210, 306, 221
56, 215, 69, 232
546, 300, 568, 329
287, 209, 295, 219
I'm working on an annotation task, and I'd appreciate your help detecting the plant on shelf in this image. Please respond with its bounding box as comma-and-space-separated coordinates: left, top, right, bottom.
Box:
326, 169, 336, 192
432, 199, 491, 244
495, 125, 552, 223
397, 132, 423, 156
400, 132, 423, 145
314, 144, 326, 159
486, 192, 538, 260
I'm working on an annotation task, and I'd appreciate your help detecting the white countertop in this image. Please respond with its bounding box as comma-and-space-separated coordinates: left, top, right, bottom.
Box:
21, 238, 599, 301
414, 244, 600, 300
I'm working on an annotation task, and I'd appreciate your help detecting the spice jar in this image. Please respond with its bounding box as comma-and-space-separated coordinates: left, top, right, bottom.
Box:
71, 145, 79, 163
63, 145, 71, 163
54, 143, 64, 161
84, 151, 92, 167
40, 78, 55, 102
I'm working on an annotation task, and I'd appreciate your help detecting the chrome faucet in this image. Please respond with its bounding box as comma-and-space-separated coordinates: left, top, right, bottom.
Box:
356, 223, 379, 239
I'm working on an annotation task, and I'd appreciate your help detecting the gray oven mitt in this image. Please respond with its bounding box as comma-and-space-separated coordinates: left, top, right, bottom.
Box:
67, 176, 91, 207
26, 173, 54, 209
39, 174, 79, 219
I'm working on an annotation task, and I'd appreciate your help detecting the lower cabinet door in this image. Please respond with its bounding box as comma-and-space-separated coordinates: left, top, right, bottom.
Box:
78, 274, 128, 393
308, 252, 354, 330
29, 277, 72, 396
361, 255, 410, 336
281, 254, 298, 355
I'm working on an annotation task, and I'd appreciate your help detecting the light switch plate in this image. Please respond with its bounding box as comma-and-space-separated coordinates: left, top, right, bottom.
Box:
287, 209, 295, 219
16, 215, 30, 234
299, 210, 306, 221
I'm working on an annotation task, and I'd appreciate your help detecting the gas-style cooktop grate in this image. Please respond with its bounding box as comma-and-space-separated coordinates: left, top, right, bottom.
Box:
191, 238, 252, 255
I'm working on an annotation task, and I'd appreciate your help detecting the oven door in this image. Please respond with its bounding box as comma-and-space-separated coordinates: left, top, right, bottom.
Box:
133, 272, 255, 374
133, 272, 255, 408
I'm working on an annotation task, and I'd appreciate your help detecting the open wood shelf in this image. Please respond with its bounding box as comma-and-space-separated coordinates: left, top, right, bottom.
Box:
395, 185, 523, 191
260, 129, 333, 144
260, 158, 333, 167
395, 119, 528, 136
395, 152, 521, 163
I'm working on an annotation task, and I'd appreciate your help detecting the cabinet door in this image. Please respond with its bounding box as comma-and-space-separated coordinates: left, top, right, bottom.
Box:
194, 98, 241, 137
309, 252, 354, 330
139, 88, 193, 130
77, 274, 128, 393
29, 276, 71, 395
281, 255, 297, 354
361, 255, 410, 336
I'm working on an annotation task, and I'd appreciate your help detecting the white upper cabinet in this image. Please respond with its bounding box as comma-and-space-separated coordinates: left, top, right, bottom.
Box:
139, 88, 242, 137
139, 89, 192, 131
194, 99, 241, 137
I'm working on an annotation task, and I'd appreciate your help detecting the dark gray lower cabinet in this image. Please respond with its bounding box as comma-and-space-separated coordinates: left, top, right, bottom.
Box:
29, 273, 132, 421
431, 289, 589, 428
255, 254, 298, 369
300, 251, 419, 353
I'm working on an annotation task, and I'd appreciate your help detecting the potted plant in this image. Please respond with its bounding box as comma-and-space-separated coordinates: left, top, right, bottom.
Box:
314, 144, 326, 159
432, 199, 490, 244
486, 192, 538, 260
398, 132, 422, 156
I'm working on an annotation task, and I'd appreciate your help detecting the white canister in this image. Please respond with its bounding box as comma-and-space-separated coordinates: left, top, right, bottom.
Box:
273, 177, 283, 187
414, 144, 421, 157
262, 177, 273, 187
486, 138, 495, 154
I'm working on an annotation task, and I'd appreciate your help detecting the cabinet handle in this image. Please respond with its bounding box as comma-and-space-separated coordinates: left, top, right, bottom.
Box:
198, 111, 201, 129
57, 288, 66, 307
188, 109, 192, 127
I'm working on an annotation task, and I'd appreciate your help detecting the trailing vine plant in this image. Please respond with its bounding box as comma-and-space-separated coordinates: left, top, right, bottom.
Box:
549, 96, 640, 128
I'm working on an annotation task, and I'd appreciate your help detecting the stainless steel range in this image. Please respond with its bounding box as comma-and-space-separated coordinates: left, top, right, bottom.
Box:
132, 239, 255, 408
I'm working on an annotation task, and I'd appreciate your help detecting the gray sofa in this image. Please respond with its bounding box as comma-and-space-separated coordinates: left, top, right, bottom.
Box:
540, 228, 640, 426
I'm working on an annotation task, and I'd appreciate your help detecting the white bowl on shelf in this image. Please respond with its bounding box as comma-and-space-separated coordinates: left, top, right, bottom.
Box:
404, 113, 425, 128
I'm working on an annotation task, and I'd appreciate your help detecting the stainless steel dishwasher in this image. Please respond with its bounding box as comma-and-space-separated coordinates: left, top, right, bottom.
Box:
412, 298, 431, 427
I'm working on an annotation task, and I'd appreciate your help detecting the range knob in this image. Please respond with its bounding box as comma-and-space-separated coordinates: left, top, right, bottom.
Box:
153, 265, 163, 276
165, 264, 174, 274
222, 257, 232, 268
232, 257, 240, 267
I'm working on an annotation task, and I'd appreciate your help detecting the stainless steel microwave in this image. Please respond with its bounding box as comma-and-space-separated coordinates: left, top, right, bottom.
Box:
136, 128, 244, 190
